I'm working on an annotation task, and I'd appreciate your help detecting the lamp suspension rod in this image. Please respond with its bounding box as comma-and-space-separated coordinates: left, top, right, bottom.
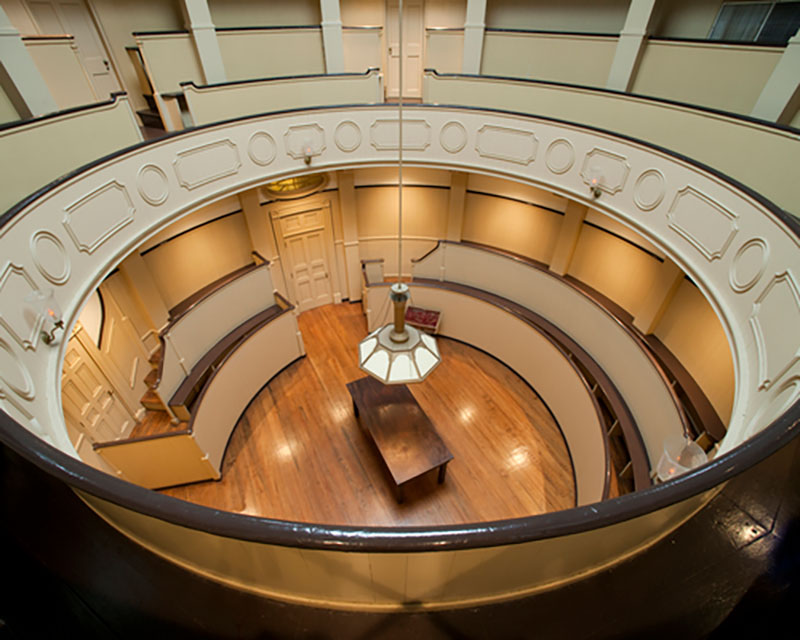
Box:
397, 0, 403, 285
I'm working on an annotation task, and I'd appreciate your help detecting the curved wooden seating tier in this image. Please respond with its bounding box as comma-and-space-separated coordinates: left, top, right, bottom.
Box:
94, 293, 301, 489
411, 241, 688, 465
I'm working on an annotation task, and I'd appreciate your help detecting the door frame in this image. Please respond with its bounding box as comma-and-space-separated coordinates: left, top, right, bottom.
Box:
267, 193, 344, 310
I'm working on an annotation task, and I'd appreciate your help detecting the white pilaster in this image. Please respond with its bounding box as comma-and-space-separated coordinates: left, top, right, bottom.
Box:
119, 252, 170, 332
320, 0, 345, 73
751, 28, 800, 125
337, 170, 362, 300
633, 257, 683, 335
446, 171, 467, 241
0, 5, 56, 117
462, 0, 486, 74
181, 0, 226, 84
606, 0, 656, 92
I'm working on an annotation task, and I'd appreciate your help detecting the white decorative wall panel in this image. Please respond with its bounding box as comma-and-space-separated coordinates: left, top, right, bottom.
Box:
476, 125, 537, 165
750, 271, 800, 391
580, 148, 630, 195
334, 121, 362, 152
284, 123, 326, 160
370, 119, 431, 151
730, 239, 769, 293
545, 138, 575, 175
439, 121, 467, 154
173, 139, 241, 189
0, 264, 41, 349
136, 165, 170, 206
667, 187, 738, 261
633, 169, 666, 212
63, 181, 135, 254
247, 131, 277, 166
30, 231, 70, 285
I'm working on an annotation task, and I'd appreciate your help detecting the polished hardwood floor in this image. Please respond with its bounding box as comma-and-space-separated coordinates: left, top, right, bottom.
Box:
162, 303, 576, 526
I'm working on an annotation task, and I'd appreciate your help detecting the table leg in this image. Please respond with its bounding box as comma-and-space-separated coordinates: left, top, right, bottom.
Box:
438, 462, 449, 484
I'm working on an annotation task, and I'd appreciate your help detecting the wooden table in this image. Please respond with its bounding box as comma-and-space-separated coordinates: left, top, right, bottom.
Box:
346, 376, 453, 503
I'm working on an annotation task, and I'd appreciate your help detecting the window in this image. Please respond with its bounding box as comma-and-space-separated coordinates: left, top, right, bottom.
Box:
709, 1, 800, 45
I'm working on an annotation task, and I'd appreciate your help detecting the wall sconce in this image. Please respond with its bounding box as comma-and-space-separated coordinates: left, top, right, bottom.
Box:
655, 434, 707, 482
302, 140, 314, 165
587, 167, 604, 199
26, 289, 65, 345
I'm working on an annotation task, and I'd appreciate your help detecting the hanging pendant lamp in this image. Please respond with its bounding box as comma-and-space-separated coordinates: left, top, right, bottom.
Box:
357, 0, 441, 384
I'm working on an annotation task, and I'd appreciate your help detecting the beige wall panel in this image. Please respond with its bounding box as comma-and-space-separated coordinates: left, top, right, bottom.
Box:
0, 94, 141, 214
584, 208, 665, 258
341, 0, 383, 25
26, 38, 96, 109
192, 312, 303, 471
467, 173, 567, 211
0, 82, 20, 123
567, 225, 663, 316
142, 213, 253, 309
1, 0, 39, 33
481, 32, 617, 87
485, 0, 629, 33
651, 0, 723, 39
426, 30, 464, 73
355, 185, 448, 239
425, 0, 466, 27
102, 271, 157, 353
655, 279, 735, 423
90, 0, 185, 111
139, 195, 241, 252
632, 41, 781, 115
184, 68, 380, 125
462, 192, 561, 264
207, 0, 321, 28
342, 28, 382, 72
137, 33, 203, 94
217, 30, 325, 83
791, 107, 800, 130
96, 433, 217, 489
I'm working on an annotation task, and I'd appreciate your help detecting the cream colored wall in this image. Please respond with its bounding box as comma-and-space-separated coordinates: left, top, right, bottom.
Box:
426, 0, 466, 27
481, 32, 617, 86
26, 38, 96, 109
217, 29, 325, 82
467, 173, 567, 211
632, 40, 781, 115
142, 211, 253, 310
340, 0, 383, 25
0, 82, 20, 123
655, 279, 735, 422
461, 192, 561, 264
207, 0, 321, 28
485, 0, 629, 33
567, 224, 664, 317
426, 30, 463, 72
0, 0, 38, 33
89, 0, 185, 111
650, 0, 724, 39
355, 184, 449, 276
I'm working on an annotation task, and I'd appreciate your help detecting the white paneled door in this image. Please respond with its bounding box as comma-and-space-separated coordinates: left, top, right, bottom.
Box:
271, 200, 339, 312
386, 0, 424, 98
26, 0, 121, 99
61, 327, 138, 445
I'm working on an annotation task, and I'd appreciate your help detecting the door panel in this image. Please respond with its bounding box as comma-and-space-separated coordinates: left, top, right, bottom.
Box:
386, 0, 424, 98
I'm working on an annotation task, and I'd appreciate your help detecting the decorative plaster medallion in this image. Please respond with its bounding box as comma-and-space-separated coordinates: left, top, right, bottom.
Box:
63, 181, 135, 254
749, 270, 800, 391
580, 148, 630, 195
475, 124, 538, 165
730, 238, 769, 293
0, 263, 44, 350
439, 121, 467, 153
284, 123, 326, 160
667, 186, 738, 261
633, 169, 666, 211
545, 138, 575, 174
173, 139, 241, 190
0, 338, 35, 400
334, 121, 362, 152
136, 164, 170, 205
370, 118, 431, 151
30, 231, 70, 285
247, 131, 277, 166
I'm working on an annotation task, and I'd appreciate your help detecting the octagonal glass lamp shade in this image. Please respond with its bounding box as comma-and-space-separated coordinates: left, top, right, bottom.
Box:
358, 323, 441, 384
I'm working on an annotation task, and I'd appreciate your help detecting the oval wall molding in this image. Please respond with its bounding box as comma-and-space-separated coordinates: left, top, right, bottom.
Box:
633, 169, 666, 211
0, 337, 35, 400
440, 121, 467, 154
136, 164, 170, 206
545, 138, 575, 175
30, 231, 70, 285
247, 131, 277, 166
730, 238, 769, 293
334, 120, 362, 152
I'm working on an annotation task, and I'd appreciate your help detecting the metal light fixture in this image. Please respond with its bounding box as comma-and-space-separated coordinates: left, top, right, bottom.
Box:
357, 0, 441, 385
26, 288, 65, 345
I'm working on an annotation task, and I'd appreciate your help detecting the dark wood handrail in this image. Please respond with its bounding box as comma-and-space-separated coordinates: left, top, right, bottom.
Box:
93, 428, 191, 450
411, 277, 647, 493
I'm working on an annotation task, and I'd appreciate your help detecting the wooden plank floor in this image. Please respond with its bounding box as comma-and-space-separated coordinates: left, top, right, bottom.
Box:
161, 303, 576, 527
